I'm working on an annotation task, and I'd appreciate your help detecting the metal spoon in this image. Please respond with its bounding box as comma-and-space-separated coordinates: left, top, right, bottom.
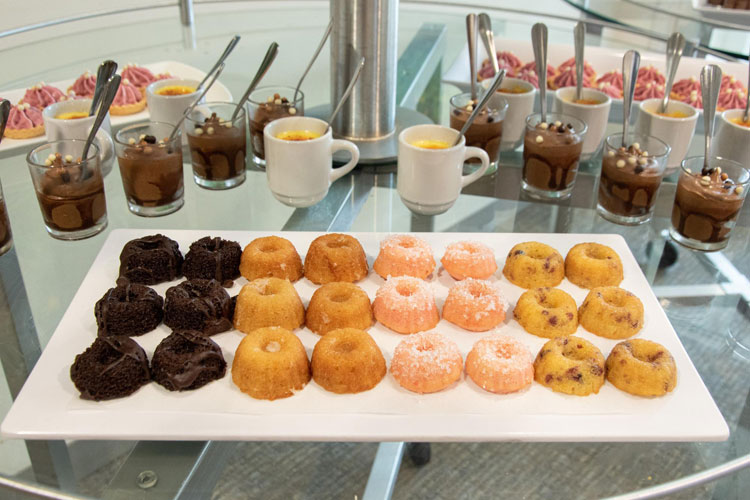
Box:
325, 57, 366, 135
660, 32, 686, 114
531, 23, 548, 122
294, 19, 332, 104
0, 100, 10, 145
196, 35, 240, 92
167, 63, 226, 148
453, 69, 506, 147
743, 56, 750, 123
478, 13, 499, 77
230, 42, 279, 122
466, 14, 478, 102
574, 22, 585, 102
89, 60, 118, 116
621, 50, 641, 147
81, 74, 121, 170
700, 64, 723, 175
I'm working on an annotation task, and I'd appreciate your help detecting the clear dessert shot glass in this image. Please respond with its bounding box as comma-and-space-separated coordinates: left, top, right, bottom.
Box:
521, 112, 587, 200
449, 92, 508, 174
26, 139, 107, 240
185, 102, 247, 190
670, 156, 749, 252
0, 179, 13, 255
597, 133, 670, 225
115, 122, 184, 217
248, 86, 304, 169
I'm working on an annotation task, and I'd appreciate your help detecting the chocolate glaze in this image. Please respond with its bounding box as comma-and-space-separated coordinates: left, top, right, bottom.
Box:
523, 122, 583, 191
183, 236, 241, 284
117, 138, 183, 208
599, 145, 662, 217
150, 330, 226, 391
119, 234, 183, 285
672, 168, 744, 243
249, 96, 297, 159
95, 282, 164, 336
164, 278, 232, 335
450, 107, 503, 164
187, 113, 246, 181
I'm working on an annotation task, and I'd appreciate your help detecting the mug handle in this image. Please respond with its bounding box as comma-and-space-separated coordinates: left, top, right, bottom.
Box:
95, 128, 115, 166
461, 146, 490, 188
329, 139, 360, 182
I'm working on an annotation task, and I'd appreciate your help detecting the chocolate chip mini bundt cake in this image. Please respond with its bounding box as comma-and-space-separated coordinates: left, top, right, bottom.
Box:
118, 234, 183, 285
183, 236, 241, 285
151, 330, 227, 391
95, 282, 163, 336
164, 278, 233, 336
502, 242, 564, 289
533, 336, 605, 396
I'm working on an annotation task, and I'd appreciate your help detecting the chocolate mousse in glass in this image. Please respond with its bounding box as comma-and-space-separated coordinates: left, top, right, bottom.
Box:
26, 140, 107, 240
670, 156, 749, 251
449, 92, 508, 174
248, 86, 304, 168
597, 133, 670, 225
186, 102, 246, 189
521, 113, 587, 199
115, 122, 184, 217
0, 180, 13, 255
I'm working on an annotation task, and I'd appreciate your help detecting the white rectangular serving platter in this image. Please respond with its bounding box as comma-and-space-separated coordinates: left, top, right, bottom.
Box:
2, 229, 729, 442
0, 61, 233, 154
691, 0, 750, 26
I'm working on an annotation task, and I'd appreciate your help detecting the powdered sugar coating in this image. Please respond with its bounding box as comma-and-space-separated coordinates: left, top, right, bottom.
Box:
465, 335, 533, 394
442, 279, 508, 332
373, 276, 439, 334
440, 240, 498, 280
390, 332, 463, 394
373, 234, 435, 279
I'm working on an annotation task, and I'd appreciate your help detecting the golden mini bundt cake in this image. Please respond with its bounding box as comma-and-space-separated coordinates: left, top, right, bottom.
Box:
565, 242, 623, 289
232, 327, 310, 400
311, 328, 386, 394
239, 235, 303, 282
502, 242, 564, 289
306, 282, 373, 335
304, 233, 368, 284
578, 286, 644, 339
606, 339, 677, 397
514, 287, 578, 338
233, 278, 305, 333
534, 336, 605, 396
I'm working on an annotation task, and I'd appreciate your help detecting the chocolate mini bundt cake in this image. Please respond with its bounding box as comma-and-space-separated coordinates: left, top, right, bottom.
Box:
118, 234, 183, 285
95, 282, 163, 336
164, 278, 233, 335
183, 236, 241, 285
151, 330, 227, 391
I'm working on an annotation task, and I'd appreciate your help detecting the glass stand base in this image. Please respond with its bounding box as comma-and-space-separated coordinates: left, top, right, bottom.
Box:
127, 198, 184, 217
521, 179, 573, 200
596, 203, 652, 226
669, 227, 728, 252
194, 173, 245, 190
45, 217, 107, 240
252, 155, 266, 170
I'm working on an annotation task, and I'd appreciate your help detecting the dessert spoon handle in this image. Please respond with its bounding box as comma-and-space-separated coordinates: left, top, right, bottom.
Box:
89, 60, 118, 116
454, 69, 506, 146
700, 64, 723, 173
169, 63, 225, 146
197, 35, 240, 91
82, 74, 120, 165
478, 14, 499, 76
294, 19, 332, 103
621, 49, 640, 147
0, 100, 10, 146
326, 57, 365, 133
231, 42, 279, 121
531, 23, 548, 122
744, 55, 750, 123
660, 32, 685, 114
467, 14, 478, 101
574, 22, 585, 102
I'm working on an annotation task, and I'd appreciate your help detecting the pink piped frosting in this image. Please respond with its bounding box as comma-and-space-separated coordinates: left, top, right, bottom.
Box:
680, 90, 702, 109
69, 71, 97, 98
634, 81, 665, 101
111, 79, 143, 106
636, 65, 665, 86
596, 70, 623, 92
121, 64, 156, 88
597, 81, 622, 99
478, 51, 523, 80
556, 57, 596, 80
518, 61, 556, 80
7, 103, 43, 130
550, 67, 594, 90
671, 77, 700, 99
514, 69, 539, 88
718, 88, 747, 111
22, 83, 66, 109
720, 75, 747, 94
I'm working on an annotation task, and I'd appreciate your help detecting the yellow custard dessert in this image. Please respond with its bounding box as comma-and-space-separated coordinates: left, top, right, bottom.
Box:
570, 98, 603, 105
156, 85, 196, 96
730, 117, 750, 128
655, 110, 690, 118
499, 86, 530, 94
276, 130, 321, 141
56, 111, 89, 120
411, 139, 451, 149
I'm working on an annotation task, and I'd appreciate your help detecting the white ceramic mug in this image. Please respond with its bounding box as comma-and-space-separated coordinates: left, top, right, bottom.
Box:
553, 86, 611, 158
483, 77, 535, 151
398, 124, 490, 215
634, 98, 699, 172
264, 117, 360, 207
146, 78, 201, 143
42, 99, 114, 176
714, 109, 750, 168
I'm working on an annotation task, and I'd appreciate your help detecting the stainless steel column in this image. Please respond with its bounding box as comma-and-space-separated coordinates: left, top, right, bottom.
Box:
330, 0, 398, 141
